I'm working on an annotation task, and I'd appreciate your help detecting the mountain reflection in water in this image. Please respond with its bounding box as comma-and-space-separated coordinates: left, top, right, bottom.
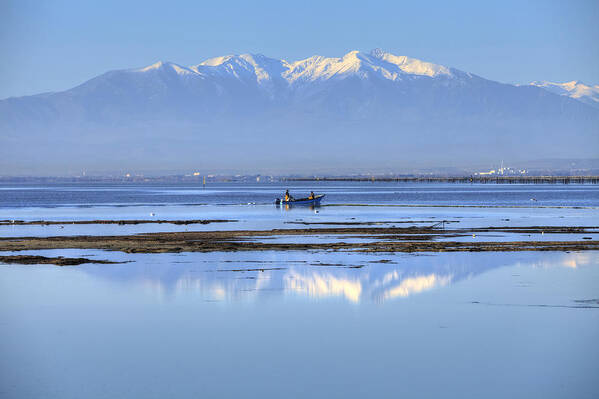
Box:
79, 251, 598, 304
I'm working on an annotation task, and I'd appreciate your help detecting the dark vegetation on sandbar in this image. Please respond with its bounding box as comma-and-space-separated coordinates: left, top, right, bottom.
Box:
1, 225, 597, 254
0, 219, 235, 226
284, 220, 459, 226
0, 255, 124, 266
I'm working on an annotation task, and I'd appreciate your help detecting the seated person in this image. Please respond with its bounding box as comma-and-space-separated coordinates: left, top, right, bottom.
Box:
309, 191, 315, 199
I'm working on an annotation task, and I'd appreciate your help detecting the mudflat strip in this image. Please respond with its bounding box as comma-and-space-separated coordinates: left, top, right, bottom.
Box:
0, 219, 235, 226
0, 225, 597, 254
0, 255, 123, 266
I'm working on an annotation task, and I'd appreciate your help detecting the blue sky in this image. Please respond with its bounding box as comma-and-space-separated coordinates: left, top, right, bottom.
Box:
1, 0, 597, 98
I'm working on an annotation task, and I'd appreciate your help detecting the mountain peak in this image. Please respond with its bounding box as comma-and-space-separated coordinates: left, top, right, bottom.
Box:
530, 80, 599, 108
281, 50, 454, 83
139, 60, 169, 71
137, 61, 196, 75
198, 55, 235, 67
376, 53, 452, 77
369, 48, 386, 59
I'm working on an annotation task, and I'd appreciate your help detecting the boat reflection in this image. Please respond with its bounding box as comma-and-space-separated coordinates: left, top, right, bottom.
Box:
278, 203, 319, 211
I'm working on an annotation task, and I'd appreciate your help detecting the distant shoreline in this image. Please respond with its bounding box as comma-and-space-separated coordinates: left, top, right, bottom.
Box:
0, 175, 598, 184
286, 176, 599, 184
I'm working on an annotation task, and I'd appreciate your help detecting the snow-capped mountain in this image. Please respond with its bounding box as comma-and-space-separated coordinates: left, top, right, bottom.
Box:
1, 49, 598, 174
530, 80, 599, 108
138, 49, 457, 86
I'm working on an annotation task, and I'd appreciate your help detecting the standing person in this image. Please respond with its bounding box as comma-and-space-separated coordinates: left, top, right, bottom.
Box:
285, 190, 291, 202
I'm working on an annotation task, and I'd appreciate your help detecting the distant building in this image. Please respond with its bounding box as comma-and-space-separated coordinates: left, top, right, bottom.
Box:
476, 165, 527, 176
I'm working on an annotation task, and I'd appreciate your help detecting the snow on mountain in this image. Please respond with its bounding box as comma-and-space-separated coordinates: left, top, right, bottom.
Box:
530, 80, 599, 108
283, 49, 454, 84
136, 61, 197, 75
369, 48, 452, 77
192, 54, 285, 83
121, 53, 596, 109
181, 49, 455, 85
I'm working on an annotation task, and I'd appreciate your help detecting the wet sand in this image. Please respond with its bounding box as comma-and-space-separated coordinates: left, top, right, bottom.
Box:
1, 224, 597, 254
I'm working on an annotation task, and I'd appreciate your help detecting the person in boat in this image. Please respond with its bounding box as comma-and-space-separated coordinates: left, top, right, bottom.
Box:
285, 190, 293, 202
309, 191, 315, 199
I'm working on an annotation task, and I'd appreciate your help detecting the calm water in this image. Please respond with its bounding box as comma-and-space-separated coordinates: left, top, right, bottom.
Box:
1, 182, 598, 398
1, 181, 599, 208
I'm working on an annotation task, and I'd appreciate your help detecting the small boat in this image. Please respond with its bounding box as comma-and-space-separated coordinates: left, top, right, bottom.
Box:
275, 194, 325, 206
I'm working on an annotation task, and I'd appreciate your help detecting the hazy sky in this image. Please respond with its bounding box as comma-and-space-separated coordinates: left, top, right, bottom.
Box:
1, 0, 598, 99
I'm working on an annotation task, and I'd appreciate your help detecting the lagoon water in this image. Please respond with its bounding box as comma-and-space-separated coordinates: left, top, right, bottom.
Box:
1, 182, 598, 398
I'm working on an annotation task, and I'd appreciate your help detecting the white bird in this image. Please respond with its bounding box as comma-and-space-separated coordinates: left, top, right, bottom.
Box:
150, 213, 155, 216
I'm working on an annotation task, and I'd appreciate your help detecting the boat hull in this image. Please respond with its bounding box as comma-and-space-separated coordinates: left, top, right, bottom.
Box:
276, 194, 325, 206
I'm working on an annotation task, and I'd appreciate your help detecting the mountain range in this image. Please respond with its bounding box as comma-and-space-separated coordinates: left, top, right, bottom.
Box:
1, 49, 598, 175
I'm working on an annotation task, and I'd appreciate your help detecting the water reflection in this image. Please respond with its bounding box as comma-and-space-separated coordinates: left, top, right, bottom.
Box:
283, 270, 453, 303
376, 272, 453, 301
285, 271, 362, 302
138, 268, 278, 302
76, 251, 599, 304
534, 252, 593, 269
